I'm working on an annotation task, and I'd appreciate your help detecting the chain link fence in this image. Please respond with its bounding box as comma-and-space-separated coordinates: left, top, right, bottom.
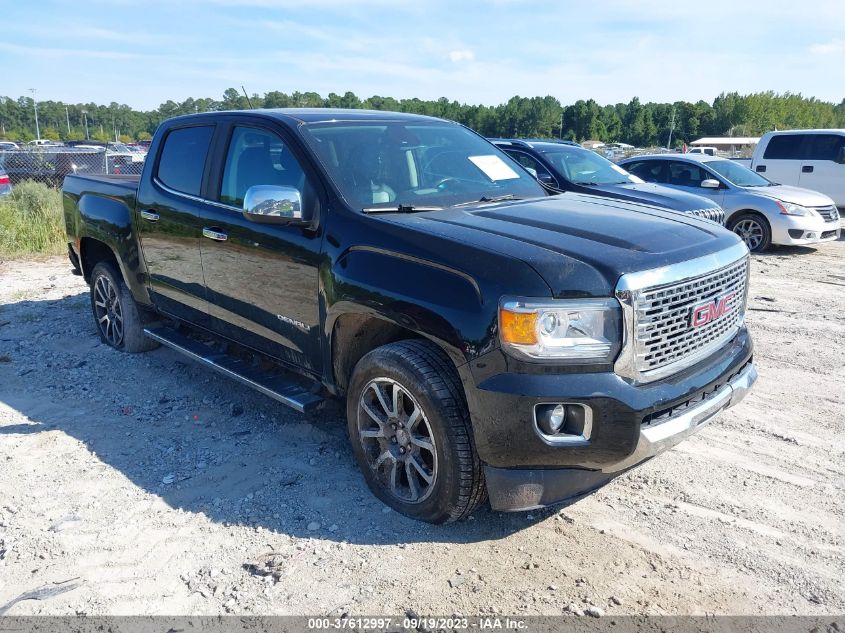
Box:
0, 146, 146, 189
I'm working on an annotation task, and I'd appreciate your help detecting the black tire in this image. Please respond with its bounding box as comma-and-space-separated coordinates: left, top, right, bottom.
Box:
89, 261, 159, 353
728, 212, 772, 252
346, 340, 486, 523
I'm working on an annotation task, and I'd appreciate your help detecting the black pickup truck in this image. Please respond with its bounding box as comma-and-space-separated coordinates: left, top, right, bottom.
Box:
63, 109, 757, 523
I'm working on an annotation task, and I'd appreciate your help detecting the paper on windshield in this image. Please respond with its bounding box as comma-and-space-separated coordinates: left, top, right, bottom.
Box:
468, 155, 520, 181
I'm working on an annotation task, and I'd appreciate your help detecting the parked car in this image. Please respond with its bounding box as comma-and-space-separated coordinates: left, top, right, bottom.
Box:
63, 109, 756, 523
688, 146, 717, 156
0, 141, 20, 150
0, 167, 11, 196
749, 130, 845, 209
491, 139, 725, 223
620, 154, 840, 252
26, 139, 63, 147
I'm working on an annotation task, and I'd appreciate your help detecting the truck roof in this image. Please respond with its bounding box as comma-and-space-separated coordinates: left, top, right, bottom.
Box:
168, 108, 447, 126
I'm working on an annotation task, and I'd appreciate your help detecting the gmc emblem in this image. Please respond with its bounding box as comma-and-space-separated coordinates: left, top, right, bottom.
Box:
691, 292, 736, 328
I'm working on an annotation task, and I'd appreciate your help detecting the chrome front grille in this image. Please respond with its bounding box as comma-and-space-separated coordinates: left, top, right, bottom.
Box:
812, 205, 839, 222
689, 207, 726, 225
614, 242, 750, 383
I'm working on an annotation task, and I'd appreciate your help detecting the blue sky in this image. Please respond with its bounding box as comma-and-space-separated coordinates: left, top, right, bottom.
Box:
2, 0, 844, 110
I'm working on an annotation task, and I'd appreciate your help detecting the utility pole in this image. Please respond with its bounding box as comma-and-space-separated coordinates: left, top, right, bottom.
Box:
82, 111, 89, 140
666, 106, 675, 150
559, 111, 564, 139
29, 88, 40, 140
65, 106, 71, 135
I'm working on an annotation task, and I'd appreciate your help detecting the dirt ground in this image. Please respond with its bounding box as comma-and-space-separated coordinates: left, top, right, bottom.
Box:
0, 235, 843, 617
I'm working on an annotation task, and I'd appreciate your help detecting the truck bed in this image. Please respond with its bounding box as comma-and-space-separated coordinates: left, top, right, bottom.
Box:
63, 173, 141, 198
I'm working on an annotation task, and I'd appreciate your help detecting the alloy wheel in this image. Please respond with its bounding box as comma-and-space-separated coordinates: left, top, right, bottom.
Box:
93, 274, 124, 347
733, 218, 764, 251
356, 378, 438, 504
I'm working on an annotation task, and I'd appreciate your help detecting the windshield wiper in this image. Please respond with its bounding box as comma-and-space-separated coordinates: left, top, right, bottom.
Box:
362, 204, 444, 214
453, 194, 522, 207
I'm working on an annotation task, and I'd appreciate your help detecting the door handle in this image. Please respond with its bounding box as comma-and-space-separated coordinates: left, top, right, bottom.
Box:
755, 165, 766, 173
802, 165, 814, 173
140, 210, 159, 222
202, 227, 228, 242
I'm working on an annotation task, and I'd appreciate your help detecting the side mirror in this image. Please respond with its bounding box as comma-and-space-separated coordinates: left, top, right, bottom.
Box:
243, 185, 303, 223
537, 172, 556, 185
701, 179, 721, 189
524, 167, 538, 178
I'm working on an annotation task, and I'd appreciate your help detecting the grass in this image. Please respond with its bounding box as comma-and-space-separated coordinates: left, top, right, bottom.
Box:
0, 181, 66, 258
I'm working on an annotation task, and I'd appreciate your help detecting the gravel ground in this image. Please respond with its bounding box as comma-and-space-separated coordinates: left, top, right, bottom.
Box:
0, 236, 843, 617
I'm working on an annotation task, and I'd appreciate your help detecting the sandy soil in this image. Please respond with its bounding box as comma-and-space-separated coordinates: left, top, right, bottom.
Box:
0, 235, 843, 617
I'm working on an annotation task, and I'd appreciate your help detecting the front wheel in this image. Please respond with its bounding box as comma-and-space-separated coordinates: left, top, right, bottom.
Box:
89, 261, 159, 353
346, 340, 486, 523
729, 212, 772, 252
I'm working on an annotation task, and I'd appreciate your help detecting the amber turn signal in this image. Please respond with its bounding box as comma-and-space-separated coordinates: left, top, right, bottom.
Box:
499, 307, 538, 345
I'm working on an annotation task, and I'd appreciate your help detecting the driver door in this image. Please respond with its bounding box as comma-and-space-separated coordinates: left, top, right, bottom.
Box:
666, 161, 725, 206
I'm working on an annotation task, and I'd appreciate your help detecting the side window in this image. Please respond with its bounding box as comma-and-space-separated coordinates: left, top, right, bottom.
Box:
804, 134, 845, 161
157, 126, 214, 196
220, 127, 306, 208
626, 160, 666, 183
668, 162, 709, 187
763, 135, 805, 160
506, 150, 555, 182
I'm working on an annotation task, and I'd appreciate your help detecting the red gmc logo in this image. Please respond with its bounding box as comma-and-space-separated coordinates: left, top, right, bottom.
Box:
691, 292, 736, 328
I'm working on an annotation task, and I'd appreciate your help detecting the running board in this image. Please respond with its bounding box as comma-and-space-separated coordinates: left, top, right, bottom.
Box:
143, 327, 324, 414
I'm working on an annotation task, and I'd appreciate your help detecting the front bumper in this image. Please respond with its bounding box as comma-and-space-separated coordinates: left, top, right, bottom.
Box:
772, 215, 840, 245
484, 362, 757, 511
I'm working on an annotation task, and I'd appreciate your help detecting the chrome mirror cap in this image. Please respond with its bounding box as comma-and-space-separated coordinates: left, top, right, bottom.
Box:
243, 185, 303, 222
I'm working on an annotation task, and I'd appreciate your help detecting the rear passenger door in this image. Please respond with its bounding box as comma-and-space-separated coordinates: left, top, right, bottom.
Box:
755, 134, 805, 186
136, 124, 216, 325
198, 122, 325, 374
799, 134, 845, 208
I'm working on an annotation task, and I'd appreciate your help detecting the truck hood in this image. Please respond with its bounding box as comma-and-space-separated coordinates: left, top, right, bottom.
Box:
595, 182, 718, 212
747, 184, 834, 207
379, 193, 742, 298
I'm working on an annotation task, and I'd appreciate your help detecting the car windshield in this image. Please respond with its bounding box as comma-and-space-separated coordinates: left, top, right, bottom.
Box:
300, 121, 545, 210
542, 146, 641, 185
705, 159, 772, 187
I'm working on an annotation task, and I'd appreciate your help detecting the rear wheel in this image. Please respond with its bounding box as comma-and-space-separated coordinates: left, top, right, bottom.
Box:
90, 262, 159, 353
346, 340, 486, 523
729, 212, 771, 252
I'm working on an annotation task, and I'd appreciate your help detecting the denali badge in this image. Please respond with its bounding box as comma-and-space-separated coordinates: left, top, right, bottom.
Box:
691, 292, 736, 328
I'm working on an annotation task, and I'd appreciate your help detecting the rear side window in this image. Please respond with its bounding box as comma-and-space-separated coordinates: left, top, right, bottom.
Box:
763, 135, 805, 160
804, 134, 845, 161
157, 126, 214, 196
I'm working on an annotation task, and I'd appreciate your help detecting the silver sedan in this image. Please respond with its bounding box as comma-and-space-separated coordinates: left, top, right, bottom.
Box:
620, 154, 841, 252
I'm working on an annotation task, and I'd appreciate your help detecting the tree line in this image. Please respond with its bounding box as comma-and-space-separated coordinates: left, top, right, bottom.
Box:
1, 89, 844, 147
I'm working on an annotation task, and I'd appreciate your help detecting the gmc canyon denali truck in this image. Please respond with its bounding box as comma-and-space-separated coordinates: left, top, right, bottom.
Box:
63, 109, 757, 524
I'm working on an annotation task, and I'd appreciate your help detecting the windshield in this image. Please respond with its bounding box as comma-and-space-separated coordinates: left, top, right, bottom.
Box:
300, 121, 545, 210
705, 159, 771, 187
542, 146, 641, 185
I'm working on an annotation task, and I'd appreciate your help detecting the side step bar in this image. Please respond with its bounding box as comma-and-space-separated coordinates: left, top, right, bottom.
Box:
143, 327, 324, 414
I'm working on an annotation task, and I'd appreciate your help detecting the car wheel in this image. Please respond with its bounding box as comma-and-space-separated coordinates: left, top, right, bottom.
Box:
346, 340, 486, 523
90, 261, 159, 353
729, 213, 772, 252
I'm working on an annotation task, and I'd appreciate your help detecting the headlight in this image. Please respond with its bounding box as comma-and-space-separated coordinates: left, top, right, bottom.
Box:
776, 201, 812, 216
499, 298, 621, 362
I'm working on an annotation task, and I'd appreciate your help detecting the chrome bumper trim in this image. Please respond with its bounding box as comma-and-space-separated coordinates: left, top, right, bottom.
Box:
602, 362, 757, 473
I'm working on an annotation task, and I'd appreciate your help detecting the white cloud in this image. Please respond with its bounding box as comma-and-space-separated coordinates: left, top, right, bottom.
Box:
809, 39, 845, 55
448, 49, 475, 63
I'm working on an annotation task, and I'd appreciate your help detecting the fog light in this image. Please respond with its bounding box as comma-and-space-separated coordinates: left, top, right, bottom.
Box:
534, 403, 593, 445
536, 404, 566, 435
